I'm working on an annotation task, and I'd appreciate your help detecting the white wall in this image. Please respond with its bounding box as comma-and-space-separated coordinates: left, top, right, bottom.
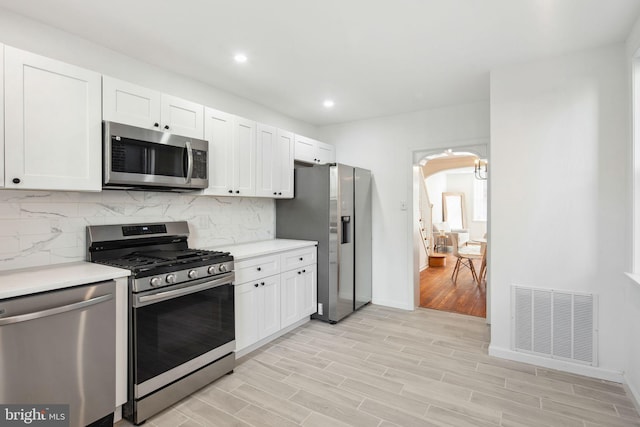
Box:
490, 45, 629, 379
0, 8, 318, 137
320, 102, 490, 309
426, 173, 446, 224
625, 15, 640, 408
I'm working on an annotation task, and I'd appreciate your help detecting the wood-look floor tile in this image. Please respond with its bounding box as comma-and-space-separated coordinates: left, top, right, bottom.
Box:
541, 398, 640, 427
192, 386, 250, 415
316, 350, 388, 375
339, 378, 429, 416
283, 372, 364, 408
401, 389, 502, 425
384, 335, 454, 356
401, 346, 477, 371
232, 370, 298, 399
266, 345, 332, 370
304, 337, 370, 359
176, 398, 250, 427
357, 398, 436, 427
212, 372, 245, 393
234, 404, 299, 427
289, 389, 381, 427
616, 403, 640, 420
236, 358, 291, 381
395, 374, 473, 402
476, 362, 575, 393
324, 361, 403, 393
425, 405, 500, 427
573, 383, 639, 408
274, 357, 346, 387
505, 378, 619, 415
442, 372, 540, 407
230, 383, 311, 424
536, 368, 628, 395
300, 412, 353, 427
144, 406, 189, 427
469, 392, 583, 427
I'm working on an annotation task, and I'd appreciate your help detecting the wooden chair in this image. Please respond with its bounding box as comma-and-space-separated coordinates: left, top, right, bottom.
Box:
450, 233, 483, 285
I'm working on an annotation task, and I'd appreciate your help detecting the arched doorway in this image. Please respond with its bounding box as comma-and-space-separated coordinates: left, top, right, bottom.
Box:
409, 141, 490, 322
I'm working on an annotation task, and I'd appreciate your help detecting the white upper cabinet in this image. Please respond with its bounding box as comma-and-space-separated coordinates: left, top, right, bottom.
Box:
0, 44, 4, 188
102, 76, 161, 130
232, 117, 256, 197
256, 124, 294, 198
203, 107, 234, 196
4, 46, 102, 191
203, 110, 256, 196
294, 134, 335, 164
160, 94, 204, 139
103, 76, 204, 139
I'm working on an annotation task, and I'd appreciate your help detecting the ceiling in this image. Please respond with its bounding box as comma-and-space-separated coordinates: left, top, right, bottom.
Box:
1, 0, 639, 126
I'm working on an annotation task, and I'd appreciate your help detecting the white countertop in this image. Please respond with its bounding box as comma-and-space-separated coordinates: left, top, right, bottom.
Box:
209, 239, 317, 260
0, 261, 131, 300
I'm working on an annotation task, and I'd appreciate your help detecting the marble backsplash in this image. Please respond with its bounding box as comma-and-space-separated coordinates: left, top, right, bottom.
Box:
0, 189, 275, 271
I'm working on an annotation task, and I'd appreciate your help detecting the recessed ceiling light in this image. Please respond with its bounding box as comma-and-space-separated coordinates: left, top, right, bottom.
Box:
234, 53, 248, 63
323, 100, 335, 108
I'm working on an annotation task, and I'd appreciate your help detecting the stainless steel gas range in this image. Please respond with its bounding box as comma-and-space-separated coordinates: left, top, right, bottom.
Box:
87, 221, 235, 425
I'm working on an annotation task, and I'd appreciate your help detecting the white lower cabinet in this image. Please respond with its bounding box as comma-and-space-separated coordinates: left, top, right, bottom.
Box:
234, 244, 317, 354
234, 275, 280, 351
281, 264, 317, 329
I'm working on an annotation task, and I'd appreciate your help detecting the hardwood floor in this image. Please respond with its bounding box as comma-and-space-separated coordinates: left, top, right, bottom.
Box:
117, 305, 640, 427
420, 251, 486, 318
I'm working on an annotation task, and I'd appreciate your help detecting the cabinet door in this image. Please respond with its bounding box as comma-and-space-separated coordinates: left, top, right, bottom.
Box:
299, 264, 318, 317
0, 44, 4, 188
258, 275, 281, 338
317, 141, 335, 164
161, 94, 204, 139
256, 123, 278, 197
233, 117, 256, 196
203, 107, 234, 196
102, 76, 161, 130
277, 129, 295, 198
294, 134, 316, 164
280, 269, 300, 329
4, 47, 102, 191
235, 282, 260, 351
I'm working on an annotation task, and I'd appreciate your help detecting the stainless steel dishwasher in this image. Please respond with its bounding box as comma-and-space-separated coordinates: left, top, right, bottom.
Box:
0, 281, 116, 427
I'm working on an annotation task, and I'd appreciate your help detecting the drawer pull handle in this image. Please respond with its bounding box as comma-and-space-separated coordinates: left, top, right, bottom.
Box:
254, 283, 259, 287
298, 271, 301, 275
302, 269, 306, 273
257, 267, 261, 271
261, 282, 265, 286
299, 257, 303, 261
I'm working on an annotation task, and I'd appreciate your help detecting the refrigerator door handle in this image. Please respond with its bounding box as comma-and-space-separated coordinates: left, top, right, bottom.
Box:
341, 216, 351, 244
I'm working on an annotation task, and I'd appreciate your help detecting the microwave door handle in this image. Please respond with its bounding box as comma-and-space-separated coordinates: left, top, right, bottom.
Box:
185, 141, 193, 184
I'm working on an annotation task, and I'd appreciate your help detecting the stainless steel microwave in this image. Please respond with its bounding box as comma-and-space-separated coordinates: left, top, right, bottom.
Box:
103, 121, 208, 191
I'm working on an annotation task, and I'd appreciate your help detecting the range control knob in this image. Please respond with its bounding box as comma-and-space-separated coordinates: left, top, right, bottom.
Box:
165, 274, 177, 284
150, 277, 162, 287
207, 265, 217, 275
188, 270, 198, 279
219, 264, 227, 273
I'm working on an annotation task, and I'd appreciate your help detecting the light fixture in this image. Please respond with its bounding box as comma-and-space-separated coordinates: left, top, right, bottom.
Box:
234, 53, 248, 63
474, 159, 488, 180
323, 99, 335, 108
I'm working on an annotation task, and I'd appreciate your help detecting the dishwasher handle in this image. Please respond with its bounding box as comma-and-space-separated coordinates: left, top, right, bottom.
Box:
0, 293, 113, 326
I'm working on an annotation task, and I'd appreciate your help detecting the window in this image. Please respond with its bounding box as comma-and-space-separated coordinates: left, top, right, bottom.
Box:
473, 178, 487, 222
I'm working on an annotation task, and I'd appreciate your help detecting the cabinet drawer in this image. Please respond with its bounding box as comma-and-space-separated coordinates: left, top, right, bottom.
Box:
280, 246, 317, 272
235, 255, 280, 284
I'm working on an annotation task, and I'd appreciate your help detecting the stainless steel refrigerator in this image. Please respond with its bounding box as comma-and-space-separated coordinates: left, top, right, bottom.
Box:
276, 163, 372, 323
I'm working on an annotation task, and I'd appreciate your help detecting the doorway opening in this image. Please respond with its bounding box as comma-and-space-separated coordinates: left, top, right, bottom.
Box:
412, 144, 488, 318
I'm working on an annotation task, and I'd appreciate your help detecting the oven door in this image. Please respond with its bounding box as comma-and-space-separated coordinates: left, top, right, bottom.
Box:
131, 272, 234, 398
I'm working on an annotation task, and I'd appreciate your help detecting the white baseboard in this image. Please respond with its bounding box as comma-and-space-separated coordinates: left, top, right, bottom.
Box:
624, 375, 640, 416
371, 298, 414, 311
488, 345, 624, 383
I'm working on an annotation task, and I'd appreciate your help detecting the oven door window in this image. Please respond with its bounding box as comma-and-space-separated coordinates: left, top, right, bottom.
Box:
133, 284, 234, 384
112, 137, 187, 178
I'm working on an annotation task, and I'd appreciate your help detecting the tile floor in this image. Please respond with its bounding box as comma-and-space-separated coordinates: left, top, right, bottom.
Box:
117, 305, 640, 426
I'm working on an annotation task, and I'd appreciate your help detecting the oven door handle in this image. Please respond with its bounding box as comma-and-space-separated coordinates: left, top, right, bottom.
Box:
135, 272, 234, 306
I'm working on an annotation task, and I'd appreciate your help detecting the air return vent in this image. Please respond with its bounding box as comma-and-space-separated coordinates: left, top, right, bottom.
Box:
512, 286, 597, 365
